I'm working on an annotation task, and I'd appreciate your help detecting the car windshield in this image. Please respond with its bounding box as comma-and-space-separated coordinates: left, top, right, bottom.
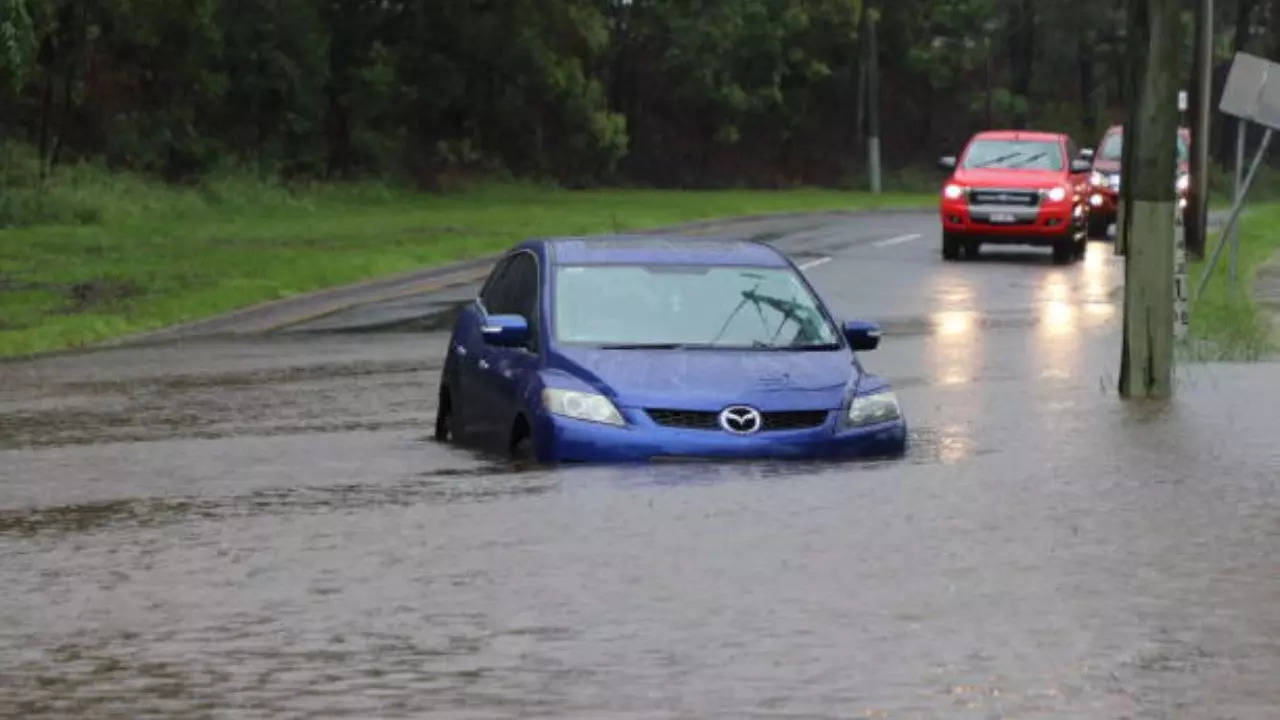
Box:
553, 264, 840, 349
1099, 132, 1189, 162
961, 139, 1063, 170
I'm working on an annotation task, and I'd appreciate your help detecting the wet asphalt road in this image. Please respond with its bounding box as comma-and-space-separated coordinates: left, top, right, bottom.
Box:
2, 212, 1279, 718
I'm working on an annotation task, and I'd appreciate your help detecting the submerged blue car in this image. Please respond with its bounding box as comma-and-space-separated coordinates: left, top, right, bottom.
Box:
435, 236, 906, 463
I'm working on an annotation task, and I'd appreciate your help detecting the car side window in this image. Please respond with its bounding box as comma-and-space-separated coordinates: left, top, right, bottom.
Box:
505, 253, 540, 351
481, 252, 539, 351
480, 257, 515, 314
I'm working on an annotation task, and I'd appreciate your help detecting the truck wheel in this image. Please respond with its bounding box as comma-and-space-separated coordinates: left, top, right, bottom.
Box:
942, 233, 961, 261
1052, 240, 1073, 265
1088, 216, 1108, 239
963, 239, 981, 259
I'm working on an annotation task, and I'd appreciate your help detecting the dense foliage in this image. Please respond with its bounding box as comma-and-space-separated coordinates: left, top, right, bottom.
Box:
0, 0, 1277, 187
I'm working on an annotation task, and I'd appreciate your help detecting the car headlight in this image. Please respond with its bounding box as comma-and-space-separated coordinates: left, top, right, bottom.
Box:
845, 391, 902, 428
542, 388, 625, 426
1044, 186, 1068, 202
943, 183, 965, 200
1090, 171, 1108, 188
1176, 173, 1190, 192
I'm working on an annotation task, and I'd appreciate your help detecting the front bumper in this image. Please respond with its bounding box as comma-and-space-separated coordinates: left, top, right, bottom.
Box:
1088, 186, 1189, 224
940, 200, 1083, 244
533, 412, 907, 463
1088, 188, 1119, 222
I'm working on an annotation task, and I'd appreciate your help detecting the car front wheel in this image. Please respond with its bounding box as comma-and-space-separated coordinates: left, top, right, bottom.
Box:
942, 233, 961, 261
434, 387, 456, 442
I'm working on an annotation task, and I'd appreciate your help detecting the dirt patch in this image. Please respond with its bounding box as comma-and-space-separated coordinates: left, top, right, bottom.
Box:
65, 279, 141, 312
1255, 257, 1280, 334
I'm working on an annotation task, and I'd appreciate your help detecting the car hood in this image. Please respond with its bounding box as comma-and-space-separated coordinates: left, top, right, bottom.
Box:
549, 346, 859, 411
952, 167, 1065, 188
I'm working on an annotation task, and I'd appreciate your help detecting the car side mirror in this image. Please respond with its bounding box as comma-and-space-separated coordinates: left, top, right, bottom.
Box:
1078, 147, 1095, 161
843, 320, 881, 351
481, 314, 530, 347
1069, 158, 1092, 173
938, 155, 957, 171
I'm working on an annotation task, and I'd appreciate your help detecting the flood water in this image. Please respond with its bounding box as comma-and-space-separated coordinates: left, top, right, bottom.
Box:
2, 232, 1279, 718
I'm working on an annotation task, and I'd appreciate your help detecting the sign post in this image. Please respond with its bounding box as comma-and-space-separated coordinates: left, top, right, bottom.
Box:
1196, 52, 1280, 298
1174, 212, 1189, 339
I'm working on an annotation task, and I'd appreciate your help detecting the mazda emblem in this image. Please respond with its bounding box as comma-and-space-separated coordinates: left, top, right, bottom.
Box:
718, 405, 763, 434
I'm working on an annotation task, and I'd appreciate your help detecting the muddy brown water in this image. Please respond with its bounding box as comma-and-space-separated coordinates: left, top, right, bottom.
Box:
2, 230, 1279, 717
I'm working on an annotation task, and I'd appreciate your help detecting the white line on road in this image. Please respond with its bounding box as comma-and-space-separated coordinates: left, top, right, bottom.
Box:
798, 256, 833, 271
873, 233, 923, 248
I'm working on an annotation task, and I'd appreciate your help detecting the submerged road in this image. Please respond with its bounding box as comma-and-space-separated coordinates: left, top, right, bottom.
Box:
2, 211, 1279, 718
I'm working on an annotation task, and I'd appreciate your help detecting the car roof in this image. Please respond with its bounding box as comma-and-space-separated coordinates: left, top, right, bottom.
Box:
972, 129, 1063, 142
539, 235, 791, 268
1103, 124, 1191, 137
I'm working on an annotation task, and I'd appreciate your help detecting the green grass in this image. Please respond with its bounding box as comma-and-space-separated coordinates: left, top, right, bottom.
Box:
0, 167, 932, 357
1187, 202, 1280, 359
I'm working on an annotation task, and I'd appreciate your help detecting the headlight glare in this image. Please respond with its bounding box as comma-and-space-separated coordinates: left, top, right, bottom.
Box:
943, 183, 965, 200
1176, 173, 1190, 192
542, 388, 625, 426
845, 391, 902, 427
1090, 171, 1108, 188
1045, 186, 1068, 202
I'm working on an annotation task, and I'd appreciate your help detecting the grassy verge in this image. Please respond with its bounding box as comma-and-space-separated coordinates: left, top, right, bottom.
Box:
1187, 202, 1280, 359
0, 167, 932, 357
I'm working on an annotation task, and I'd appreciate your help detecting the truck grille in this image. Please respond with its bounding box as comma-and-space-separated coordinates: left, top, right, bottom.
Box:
968, 188, 1041, 207
646, 409, 830, 432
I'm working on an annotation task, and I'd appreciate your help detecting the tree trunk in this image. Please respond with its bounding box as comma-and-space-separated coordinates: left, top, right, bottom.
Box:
1185, 0, 1212, 259
50, 58, 75, 169
1119, 0, 1180, 399
1078, 34, 1097, 139
1007, 0, 1036, 128
37, 71, 52, 178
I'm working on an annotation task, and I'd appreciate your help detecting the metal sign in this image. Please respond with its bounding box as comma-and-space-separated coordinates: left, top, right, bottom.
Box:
1219, 52, 1280, 131
1199, 52, 1279, 298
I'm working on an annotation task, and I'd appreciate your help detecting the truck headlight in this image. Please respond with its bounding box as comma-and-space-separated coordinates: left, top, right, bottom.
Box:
1176, 173, 1190, 192
845, 391, 902, 428
1044, 186, 1068, 203
943, 184, 965, 200
542, 389, 625, 426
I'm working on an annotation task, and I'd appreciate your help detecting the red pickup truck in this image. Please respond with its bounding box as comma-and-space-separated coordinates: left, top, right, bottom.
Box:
938, 130, 1092, 264
1086, 124, 1191, 237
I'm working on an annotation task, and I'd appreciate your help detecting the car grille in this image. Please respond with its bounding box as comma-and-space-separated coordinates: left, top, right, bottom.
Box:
968, 188, 1041, 207
646, 409, 830, 432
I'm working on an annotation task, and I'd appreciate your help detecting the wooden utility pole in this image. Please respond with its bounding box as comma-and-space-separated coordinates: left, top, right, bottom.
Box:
866, 7, 881, 194
1120, 0, 1181, 399
1186, 0, 1213, 259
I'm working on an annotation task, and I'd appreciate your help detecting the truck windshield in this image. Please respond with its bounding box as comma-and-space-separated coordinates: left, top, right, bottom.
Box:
1100, 132, 1189, 162
962, 140, 1063, 170
553, 264, 840, 349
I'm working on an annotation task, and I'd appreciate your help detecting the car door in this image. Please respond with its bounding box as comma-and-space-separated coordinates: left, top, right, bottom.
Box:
456, 256, 516, 443
473, 251, 542, 449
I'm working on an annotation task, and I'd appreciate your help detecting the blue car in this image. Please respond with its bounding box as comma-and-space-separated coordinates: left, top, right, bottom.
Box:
435, 236, 907, 463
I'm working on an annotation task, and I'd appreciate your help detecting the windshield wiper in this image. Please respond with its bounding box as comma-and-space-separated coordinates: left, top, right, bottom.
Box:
974, 151, 1023, 168
751, 341, 842, 351
597, 342, 688, 350
1011, 151, 1047, 168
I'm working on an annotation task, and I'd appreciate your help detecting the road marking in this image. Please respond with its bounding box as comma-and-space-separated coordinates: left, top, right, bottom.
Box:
798, 256, 833, 271
873, 233, 923, 248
